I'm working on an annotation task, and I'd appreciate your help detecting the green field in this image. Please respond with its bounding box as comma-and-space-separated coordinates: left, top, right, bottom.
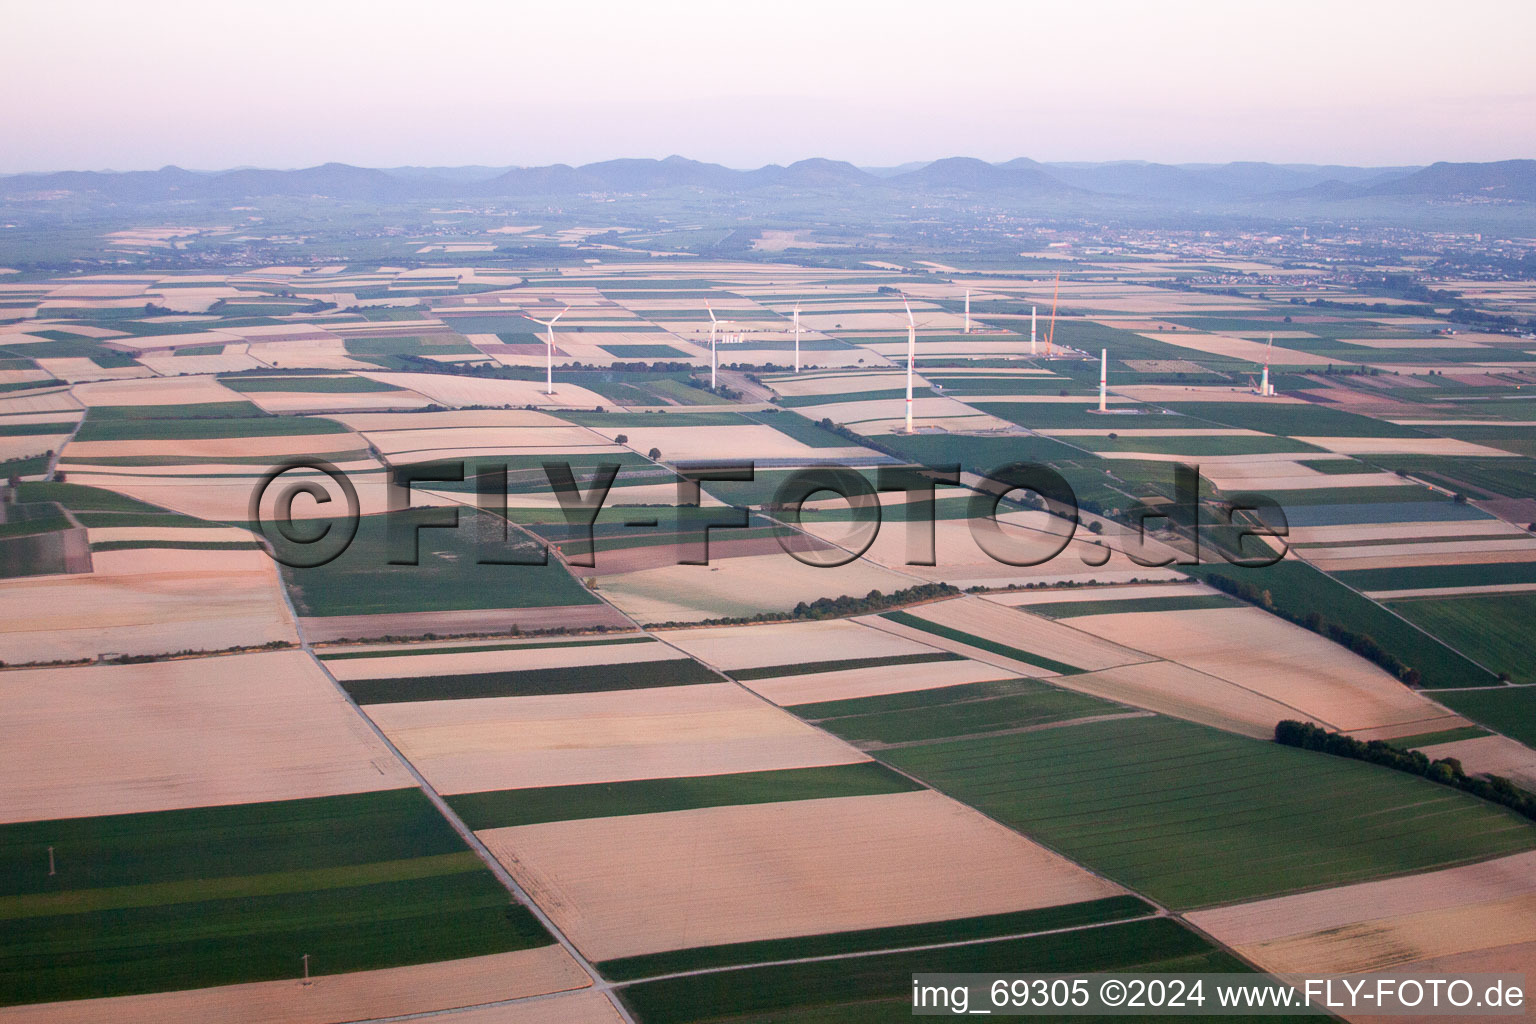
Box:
75, 410, 347, 442
449, 762, 921, 830
617, 917, 1263, 1024
341, 656, 722, 704
222, 375, 403, 393
0, 789, 550, 1005
793, 678, 1112, 746
1337, 561, 1536, 593
880, 715, 1536, 909
1386, 593, 1536, 684
880, 610, 1083, 675
1158, 401, 1424, 438
281, 510, 600, 617
600, 895, 1152, 981
1434, 686, 1536, 748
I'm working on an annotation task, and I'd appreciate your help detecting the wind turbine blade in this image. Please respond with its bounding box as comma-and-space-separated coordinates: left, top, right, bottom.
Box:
900, 292, 914, 325
705, 300, 717, 324
549, 306, 569, 324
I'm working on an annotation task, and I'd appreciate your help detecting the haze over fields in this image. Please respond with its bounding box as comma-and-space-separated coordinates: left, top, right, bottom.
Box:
3, 2, 1536, 1023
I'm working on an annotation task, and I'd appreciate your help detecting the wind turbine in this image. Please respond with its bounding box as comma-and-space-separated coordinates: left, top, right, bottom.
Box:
792, 301, 802, 373
1098, 348, 1108, 412
705, 301, 720, 390
1259, 334, 1274, 397
523, 305, 569, 395
901, 292, 917, 434
964, 289, 971, 334
1030, 305, 1037, 355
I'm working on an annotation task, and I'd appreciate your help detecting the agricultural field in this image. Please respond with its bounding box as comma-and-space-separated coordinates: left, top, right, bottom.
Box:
5, 238, 1536, 1024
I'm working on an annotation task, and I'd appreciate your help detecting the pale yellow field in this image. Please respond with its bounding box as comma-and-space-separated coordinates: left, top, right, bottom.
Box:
242, 388, 436, 414
593, 422, 870, 462
763, 370, 912, 397
0, 389, 81, 415
1294, 436, 1518, 457
1305, 547, 1536, 573
661, 618, 940, 671
596, 552, 916, 623
1134, 333, 1335, 365
363, 425, 604, 457
329, 409, 567, 431
137, 351, 264, 375
746, 657, 1014, 706
1188, 851, 1536, 975
878, 596, 1149, 673
1417, 735, 1536, 792
365, 682, 865, 794
1067, 607, 1465, 735
0, 946, 591, 1024
33, 358, 152, 383
480, 790, 1125, 960
1049, 659, 1305, 739
0, 651, 412, 823
0, 547, 298, 663
432, 991, 626, 1024
359, 371, 610, 409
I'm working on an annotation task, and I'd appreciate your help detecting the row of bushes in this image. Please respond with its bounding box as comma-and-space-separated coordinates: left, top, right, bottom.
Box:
1202, 573, 1421, 686
645, 582, 959, 630
1275, 720, 1536, 823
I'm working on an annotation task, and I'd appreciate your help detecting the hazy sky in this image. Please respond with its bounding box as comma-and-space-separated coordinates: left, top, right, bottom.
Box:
5, 0, 1534, 172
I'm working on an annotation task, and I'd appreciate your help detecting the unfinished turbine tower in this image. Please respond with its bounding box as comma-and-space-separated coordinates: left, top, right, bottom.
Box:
1099, 348, 1108, 411
1030, 305, 1037, 355
964, 289, 971, 333
901, 292, 917, 433
1260, 334, 1275, 397
523, 305, 569, 395
793, 301, 802, 373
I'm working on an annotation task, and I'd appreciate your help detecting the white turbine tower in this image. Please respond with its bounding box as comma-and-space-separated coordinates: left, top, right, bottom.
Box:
1099, 348, 1108, 412
964, 289, 971, 334
1030, 305, 1037, 355
705, 301, 720, 390
901, 292, 917, 434
1260, 333, 1274, 397
523, 305, 569, 396
792, 301, 802, 373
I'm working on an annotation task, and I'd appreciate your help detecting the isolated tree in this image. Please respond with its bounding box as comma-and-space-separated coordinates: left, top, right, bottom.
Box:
647, 447, 661, 461
614, 434, 628, 445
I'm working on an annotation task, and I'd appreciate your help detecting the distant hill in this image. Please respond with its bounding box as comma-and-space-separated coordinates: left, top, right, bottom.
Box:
1360, 160, 1536, 202
9, 156, 1533, 207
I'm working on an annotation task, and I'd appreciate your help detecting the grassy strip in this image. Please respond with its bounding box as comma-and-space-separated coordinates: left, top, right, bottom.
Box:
76, 413, 348, 442
1022, 594, 1239, 618
449, 762, 921, 831
343, 657, 723, 704
792, 678, 1113, 746
222, 376, 402, 393
616, 918, 1258, 1024
880, 610, 1082, 676
729, 651, 963, 681
89, 540, 262, 552
318, 635, 653, 661
0, 851, 481, 921
599, 895, 1152, 981
72, 511, 215, 529
1387, 725, 1492, 749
